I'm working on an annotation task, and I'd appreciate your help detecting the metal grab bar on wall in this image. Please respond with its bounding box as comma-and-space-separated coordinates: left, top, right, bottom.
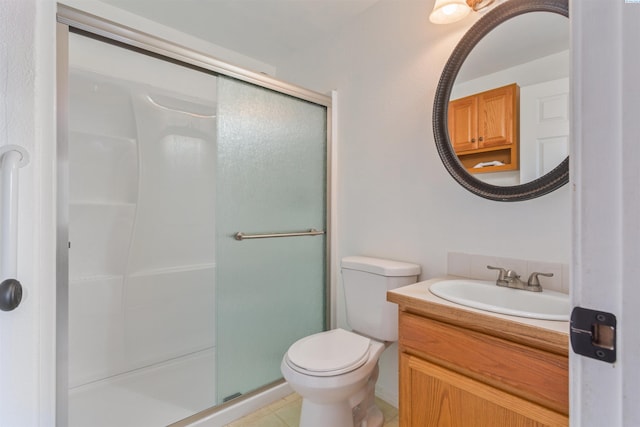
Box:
0, 145, 30, 311
234, 228, 325, 241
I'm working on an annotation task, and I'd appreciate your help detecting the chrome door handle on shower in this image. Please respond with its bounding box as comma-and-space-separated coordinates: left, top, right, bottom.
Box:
234, 228, 325, 241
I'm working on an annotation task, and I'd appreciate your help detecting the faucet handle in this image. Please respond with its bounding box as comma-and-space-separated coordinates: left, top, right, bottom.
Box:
487, 265, 507, 280
505, 269, 520, 280
527, 272, 554, 287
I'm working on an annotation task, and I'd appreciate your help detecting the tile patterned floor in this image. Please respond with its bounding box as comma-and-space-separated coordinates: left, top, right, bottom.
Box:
224, 393, 399, 427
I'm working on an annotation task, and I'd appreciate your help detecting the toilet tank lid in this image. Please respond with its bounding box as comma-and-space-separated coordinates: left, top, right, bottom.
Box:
341, 256, 421, 277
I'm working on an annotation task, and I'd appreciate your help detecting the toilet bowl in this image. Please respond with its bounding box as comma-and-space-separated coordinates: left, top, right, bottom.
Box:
281, 329, 386, 427
281, 256, 421, 427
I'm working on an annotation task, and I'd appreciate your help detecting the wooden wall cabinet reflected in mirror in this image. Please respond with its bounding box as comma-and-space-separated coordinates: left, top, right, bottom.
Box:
448, 83, 519, 174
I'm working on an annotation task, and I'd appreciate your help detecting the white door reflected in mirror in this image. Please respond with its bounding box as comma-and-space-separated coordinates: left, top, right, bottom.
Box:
520, 77, 570, 183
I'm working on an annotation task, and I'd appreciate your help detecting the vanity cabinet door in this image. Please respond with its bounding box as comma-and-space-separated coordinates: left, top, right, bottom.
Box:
399, 312, 568, 413
400, 353, 568, 427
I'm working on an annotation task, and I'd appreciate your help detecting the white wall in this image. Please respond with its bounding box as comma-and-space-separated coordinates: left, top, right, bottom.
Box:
451, 50, 569, 99
0, 0, 57, 425
276, 0, 571, 405
571, 0, 640, 426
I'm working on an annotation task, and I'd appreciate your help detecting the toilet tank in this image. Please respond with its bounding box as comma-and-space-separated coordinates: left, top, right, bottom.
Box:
341, 256, 421, 342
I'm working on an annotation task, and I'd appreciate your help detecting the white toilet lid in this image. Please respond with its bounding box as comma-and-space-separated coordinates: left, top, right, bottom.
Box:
287, 328, 371, 375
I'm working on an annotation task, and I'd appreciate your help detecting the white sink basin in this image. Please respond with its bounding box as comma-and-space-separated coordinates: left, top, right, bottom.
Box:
429, 279, 569, 321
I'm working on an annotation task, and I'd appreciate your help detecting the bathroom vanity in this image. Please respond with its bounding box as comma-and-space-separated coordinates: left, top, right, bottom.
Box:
387, 278, 569, 427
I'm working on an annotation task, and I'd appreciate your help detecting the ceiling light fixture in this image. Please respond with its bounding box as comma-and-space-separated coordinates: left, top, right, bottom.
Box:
467, 0, 496, 12
429, 0, 470, 24
429, 0, 497, 24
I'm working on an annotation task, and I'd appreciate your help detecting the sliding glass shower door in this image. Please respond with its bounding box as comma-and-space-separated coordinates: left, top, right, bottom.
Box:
64, 31, 327, 427
216, 77, 327, 403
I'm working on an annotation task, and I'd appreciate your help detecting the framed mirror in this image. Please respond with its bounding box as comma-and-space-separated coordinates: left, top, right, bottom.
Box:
433, 0, 569, 201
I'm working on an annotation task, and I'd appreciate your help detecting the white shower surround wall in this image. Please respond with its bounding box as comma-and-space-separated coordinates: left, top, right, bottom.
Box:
67, 33, 218, 425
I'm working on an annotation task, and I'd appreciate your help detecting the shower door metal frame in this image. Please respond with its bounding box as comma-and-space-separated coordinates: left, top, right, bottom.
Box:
56, 5, 333, 425
56, 5, 332, 107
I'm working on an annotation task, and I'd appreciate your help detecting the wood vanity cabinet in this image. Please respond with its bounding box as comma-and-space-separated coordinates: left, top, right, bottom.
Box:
397, 311, 568, 427
448, 83, 519, 174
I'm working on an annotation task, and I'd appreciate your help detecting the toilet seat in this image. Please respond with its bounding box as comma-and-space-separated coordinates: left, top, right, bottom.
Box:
286, 328, 371, 377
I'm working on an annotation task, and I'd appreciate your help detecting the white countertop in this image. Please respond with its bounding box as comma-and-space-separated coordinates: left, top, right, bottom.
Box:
388, 276, 569, 336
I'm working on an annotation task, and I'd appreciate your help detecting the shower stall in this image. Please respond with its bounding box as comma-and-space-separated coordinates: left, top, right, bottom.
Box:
58, 9, 330, 427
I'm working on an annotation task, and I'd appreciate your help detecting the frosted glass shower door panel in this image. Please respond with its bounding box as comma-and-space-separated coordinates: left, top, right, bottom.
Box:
217, 76, 327, 403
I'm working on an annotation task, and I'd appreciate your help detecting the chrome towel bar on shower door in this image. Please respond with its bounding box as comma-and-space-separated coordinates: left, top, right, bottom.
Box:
234, 228, 325, 241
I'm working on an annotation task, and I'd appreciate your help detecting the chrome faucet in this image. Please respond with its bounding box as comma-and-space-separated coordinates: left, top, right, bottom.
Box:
486, 265, 553, 292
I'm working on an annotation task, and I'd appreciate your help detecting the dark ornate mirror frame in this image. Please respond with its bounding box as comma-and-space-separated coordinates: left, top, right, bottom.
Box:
433, 0, 569, 202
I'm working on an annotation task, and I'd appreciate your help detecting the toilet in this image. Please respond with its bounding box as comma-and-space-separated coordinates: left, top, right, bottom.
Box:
281, 256, 421, 427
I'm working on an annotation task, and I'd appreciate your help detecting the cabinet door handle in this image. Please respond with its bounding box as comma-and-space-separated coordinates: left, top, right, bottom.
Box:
471, 138, 476, 142
479, 136, 484, 142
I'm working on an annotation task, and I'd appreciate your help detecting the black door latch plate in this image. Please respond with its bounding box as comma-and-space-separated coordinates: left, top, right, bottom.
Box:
570, 306, 616, 363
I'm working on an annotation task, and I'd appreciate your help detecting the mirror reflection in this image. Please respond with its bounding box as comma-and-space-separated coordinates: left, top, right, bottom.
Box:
449, 11, 569, 186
